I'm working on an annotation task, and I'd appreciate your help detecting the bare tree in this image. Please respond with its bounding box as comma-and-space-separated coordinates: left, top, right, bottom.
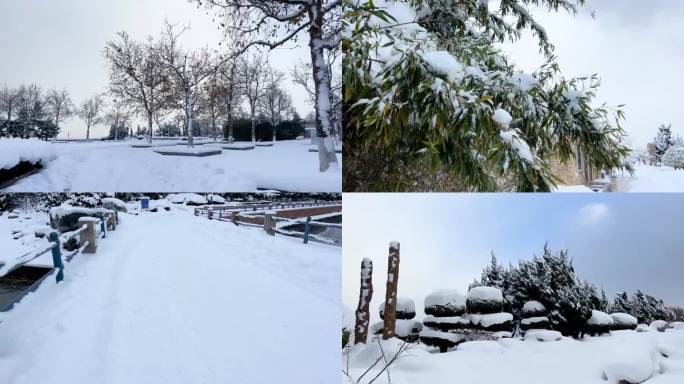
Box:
105, 32, 169, 144
192, 0, 342, 171
260, 68, 290, 142
218, 57, 243, 142
77, 95, 104, 140
45, 89, 74, 132
158, 21, 219, 147
199, 69, 225, 141
241, 53, 270, 143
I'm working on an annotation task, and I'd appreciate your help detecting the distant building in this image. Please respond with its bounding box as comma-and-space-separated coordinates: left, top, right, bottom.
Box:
549, 148, 599, 186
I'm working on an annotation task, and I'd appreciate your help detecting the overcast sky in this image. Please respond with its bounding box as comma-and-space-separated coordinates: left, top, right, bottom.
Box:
502, 0, 684, 148
0, 0, 313, 139
342, 193, 684, 324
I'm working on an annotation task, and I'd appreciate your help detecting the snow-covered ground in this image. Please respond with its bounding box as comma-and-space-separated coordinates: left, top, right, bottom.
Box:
2, 140, 341, 192
615, 164, 684, 192
0, 206, 340, 383
344, 329, 684, 384
0, 139, 56, 170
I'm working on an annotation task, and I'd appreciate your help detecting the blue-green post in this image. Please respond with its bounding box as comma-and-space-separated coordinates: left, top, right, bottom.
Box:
49, 232, 64, 283
100, 219, 106, 238
303, 216, 311, 244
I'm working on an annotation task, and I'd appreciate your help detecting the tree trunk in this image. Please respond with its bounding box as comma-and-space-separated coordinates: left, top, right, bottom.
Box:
86, 124, 90, 140
354, 258, 373, 344
187, 89, 195, 147
251, 108, 256, 143
308, 4, 339, 172
147, 110, 153, 144
382, 242, 400, 340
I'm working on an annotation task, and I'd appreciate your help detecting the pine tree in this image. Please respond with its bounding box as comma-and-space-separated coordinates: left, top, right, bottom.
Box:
344, 0, 630, 191
609, 291, 630, 313
654, 124, 674, 161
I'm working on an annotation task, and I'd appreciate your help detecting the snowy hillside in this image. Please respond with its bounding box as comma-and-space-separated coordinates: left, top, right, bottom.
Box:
0, 204, 340, 383
344, 329, 684, 384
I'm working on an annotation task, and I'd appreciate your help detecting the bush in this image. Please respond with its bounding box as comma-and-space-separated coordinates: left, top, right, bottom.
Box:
466, 286, 504, 314
662, 146, 684, 169
425, 289, 466, 316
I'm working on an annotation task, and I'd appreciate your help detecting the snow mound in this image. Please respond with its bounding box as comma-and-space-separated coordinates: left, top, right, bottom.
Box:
610, 313, 638, 326
395, 319, 423, 337
651, 320, 669, 331
522, 300, 546, 316
524, 330, 562, 342
671, 322, 684, 330
0, 138, 57, 170
424, 289, 466, 316
587, 310, 614, 326
165, 193, 208, 205
602, 350, 654, 383
636, 324, 653, 332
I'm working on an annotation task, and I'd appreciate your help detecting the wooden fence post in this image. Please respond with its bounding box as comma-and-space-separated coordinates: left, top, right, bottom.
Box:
354, 258, 373, 344
78, 217, 98, 253
383, 241, 400, 340
303, 216, 311, 244
49, 232, 64, 283
264, 213, 275, 235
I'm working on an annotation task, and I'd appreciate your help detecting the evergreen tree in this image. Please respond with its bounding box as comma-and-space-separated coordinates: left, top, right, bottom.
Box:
654, 124, 674, 161
609, 291, 631, 313
344, 0, 630, 191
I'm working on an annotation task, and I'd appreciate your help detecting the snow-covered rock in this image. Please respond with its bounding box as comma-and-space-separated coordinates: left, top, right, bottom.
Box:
524, 330, 563, 342
379, 297, 416, 320
466, 286, 503, 314
424, 289, 466, 316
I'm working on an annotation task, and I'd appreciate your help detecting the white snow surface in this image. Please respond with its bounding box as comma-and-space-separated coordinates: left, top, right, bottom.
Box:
0, 208, 340, 383
424, 289, 466, 309
587, 310, 614, 326
0, 139, 57, 170
1, 140, 340, 192
521, 316, 549, 326
466, 286, 503, 302
345, 330, 684, 383
651, 320, 669, 330
524, 330, 563, 342
616, 164, 684, 192
611, 313, 638, 326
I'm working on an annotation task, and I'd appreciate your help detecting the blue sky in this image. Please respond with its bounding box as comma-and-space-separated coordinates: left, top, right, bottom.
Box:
342, 193, 684, 321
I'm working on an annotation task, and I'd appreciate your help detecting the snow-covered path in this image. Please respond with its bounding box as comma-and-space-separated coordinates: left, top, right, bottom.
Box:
3, 140, 341, 192
0, 209, 339, 384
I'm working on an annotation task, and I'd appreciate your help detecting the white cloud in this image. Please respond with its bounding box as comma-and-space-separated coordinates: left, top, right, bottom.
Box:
578, 203, 609, 224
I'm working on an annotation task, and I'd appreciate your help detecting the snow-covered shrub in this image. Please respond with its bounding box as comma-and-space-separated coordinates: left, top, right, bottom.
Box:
671, 321, 684, 330
584, 310, 613, 336
466, 286, 503, 314
101, 197, 127, 213
344, 0, 630, 191
610, 313, 638, 331
650, 320, 670, 332
424, 289, 466, 317
375, 298, 421, 342
379, 298, 416, 320
418, 329, 463, 353
521, 300, 549, 332
49, 206, 114, 232
661, 146, 684, 169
